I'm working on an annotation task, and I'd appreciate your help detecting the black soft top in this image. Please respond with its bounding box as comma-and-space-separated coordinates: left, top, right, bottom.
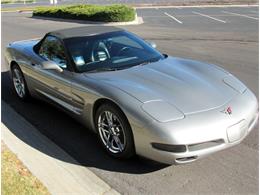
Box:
48, 26, 123, 40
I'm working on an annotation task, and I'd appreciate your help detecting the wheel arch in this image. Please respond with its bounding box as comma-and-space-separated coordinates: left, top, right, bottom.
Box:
92, 98, 134, 136
10, 60, 31, 100
92, 98, 136, 156
92, 98, 129, 126
10, 60, 19, 70
9, 60, 21, 72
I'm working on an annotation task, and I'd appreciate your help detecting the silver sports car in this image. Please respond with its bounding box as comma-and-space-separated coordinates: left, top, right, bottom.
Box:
5, 26, 258, 164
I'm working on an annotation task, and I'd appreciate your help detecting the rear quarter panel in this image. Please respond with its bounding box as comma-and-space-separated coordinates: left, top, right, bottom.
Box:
5, 40, 46, 96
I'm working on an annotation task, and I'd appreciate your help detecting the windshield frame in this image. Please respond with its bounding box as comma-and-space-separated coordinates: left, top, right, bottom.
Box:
64, 30, 165, 73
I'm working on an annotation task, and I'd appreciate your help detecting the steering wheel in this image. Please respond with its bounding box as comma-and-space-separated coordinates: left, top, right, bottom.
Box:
91, 42, 110, 62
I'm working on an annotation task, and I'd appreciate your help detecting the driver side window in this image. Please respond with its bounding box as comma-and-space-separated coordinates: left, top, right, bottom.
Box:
39, 35, 67, 69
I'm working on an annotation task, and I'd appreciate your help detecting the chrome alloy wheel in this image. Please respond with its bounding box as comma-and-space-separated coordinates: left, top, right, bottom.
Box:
12, 68, 26, 98
98, 111, 126, 153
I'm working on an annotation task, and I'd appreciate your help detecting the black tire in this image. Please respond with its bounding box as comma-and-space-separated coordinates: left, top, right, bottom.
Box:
95, 103, 135, 159
11, 64, 30, 101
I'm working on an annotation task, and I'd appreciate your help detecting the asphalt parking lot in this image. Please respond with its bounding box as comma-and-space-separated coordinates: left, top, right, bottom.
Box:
3, 0, 255, 8
1, 5, 259, 194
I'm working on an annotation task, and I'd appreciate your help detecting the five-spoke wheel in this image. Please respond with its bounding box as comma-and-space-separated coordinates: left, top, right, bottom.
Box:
95, 104, 135, 159
11, 64, 29, 100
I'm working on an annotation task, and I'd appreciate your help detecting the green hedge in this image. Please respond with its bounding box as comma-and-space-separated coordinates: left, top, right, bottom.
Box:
33, 4, 136, 22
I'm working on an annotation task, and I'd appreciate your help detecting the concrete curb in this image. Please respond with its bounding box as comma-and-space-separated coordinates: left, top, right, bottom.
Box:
31, 13, 143, 26
1, 100, 120, 195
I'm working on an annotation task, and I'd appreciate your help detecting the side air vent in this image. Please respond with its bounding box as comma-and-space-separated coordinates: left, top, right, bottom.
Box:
151, 143, 186, 153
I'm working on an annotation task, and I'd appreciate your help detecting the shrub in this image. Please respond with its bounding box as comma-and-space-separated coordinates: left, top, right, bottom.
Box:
33, 4, 136, 22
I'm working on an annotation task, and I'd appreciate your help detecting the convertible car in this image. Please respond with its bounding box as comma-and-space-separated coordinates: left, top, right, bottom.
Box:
5, 26, 258, 164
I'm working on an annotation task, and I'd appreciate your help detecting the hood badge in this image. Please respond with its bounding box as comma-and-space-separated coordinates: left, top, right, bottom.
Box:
221, 106, 232, 115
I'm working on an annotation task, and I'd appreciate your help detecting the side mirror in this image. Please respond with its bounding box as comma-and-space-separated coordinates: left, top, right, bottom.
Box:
42, 61, 63, 73
147, 41, 157, 49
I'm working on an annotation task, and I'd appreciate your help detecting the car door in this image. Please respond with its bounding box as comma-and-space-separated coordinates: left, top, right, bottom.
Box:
30, 35, 76, 113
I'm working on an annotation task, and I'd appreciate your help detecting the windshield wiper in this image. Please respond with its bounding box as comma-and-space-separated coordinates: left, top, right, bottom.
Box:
87, 67, 118, 73
137, 58, 161, 66
138, 61, 151, 66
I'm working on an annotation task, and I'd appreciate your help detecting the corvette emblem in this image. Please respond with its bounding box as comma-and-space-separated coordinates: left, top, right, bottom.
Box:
221, 106, 232, 115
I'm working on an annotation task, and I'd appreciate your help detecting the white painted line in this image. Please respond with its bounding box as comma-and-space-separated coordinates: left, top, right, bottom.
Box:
192, 11, 227, 23
222, 11, 258, 20
164, 12, 183, 24
136, 4, 258, 9
250, 10, 258, 13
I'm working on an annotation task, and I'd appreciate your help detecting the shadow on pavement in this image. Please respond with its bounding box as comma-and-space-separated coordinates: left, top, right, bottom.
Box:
1, 71, 168, 174
30, 16, 116, 25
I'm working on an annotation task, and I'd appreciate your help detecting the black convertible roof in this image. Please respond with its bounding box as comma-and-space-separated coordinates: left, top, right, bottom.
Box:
49, 26, 123, 39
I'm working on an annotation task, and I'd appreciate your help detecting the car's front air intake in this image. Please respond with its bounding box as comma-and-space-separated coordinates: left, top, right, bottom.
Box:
188, 139, 224, 151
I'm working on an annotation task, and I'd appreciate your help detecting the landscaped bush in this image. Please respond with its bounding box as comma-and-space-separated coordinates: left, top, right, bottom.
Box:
33, 4, 136, 22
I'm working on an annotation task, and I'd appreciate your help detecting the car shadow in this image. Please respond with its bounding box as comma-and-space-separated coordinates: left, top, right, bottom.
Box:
1, 71, 168, 174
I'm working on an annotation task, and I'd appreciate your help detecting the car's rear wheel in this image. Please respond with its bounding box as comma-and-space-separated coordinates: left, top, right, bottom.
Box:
95, 103, 135, 159
11, 64, 30, 100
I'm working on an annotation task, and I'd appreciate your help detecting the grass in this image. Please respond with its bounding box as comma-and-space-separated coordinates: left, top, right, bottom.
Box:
1, 0, 35, 4
33, 4, 136, 22
1, 142, 50, 195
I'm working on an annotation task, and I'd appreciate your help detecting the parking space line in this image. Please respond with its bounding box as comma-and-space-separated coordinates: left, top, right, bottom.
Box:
164, 12, 183, 24
222, 11, 258, 20
192, 11, 227, 23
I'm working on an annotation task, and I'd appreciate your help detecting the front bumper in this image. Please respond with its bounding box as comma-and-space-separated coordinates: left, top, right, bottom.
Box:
132, 89, 258, 164
153, 111, 258, 164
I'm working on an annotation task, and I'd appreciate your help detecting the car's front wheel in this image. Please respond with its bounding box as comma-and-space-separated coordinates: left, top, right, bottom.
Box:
11, 64, 30, 100
95, 103, 135, 159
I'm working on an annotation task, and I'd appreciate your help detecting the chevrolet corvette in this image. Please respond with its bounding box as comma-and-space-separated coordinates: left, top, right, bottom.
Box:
5, 26, 258, 164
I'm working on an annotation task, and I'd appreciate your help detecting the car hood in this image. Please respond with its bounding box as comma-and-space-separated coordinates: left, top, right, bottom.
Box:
87, 57, 242, 115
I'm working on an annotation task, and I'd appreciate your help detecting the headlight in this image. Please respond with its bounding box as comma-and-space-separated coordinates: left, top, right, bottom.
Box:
223, 75, 247, 94
141, 100, 184, 122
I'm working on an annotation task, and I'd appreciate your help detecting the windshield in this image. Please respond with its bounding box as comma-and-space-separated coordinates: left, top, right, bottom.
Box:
64, 31, 164, 72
